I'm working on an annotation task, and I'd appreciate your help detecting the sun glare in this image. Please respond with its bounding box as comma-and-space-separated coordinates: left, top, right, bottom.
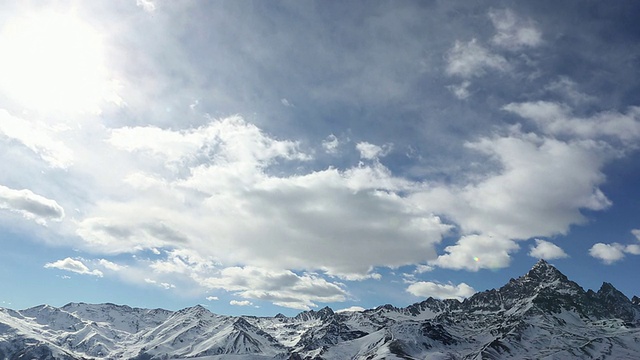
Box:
0, 11, 120, 114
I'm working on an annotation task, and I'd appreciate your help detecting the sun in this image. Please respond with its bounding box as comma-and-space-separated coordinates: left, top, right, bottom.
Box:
0, 10, 120, 114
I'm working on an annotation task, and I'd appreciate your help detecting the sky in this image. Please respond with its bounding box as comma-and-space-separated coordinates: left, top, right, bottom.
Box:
0, 0, 639, 317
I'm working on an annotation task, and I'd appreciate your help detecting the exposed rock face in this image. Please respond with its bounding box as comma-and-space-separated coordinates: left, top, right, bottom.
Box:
1, 259, 639, 359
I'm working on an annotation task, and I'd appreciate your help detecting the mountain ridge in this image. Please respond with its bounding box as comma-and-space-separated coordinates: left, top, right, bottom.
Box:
1, 259, 639, 359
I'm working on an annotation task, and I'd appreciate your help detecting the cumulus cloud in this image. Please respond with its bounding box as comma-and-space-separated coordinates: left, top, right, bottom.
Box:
528, 239, 569, 260
411, 128, 613, 271
503, 101, 640, 144
76, 113, 618, 283
414, 134, 610, 242
109, 116, 309, 167
406, 281, 476, 301
431, 234, 518, 271
230, 300, 253, 307
44, 258, 103, 277
589, 243, 626, 265
414, 264, 434, 274
589, 230, 640, 264
197, 266, 347, 310
206, 296, 219, 301
76, 116, 451, 278
322, 134, 340, 154
356, 141, 392, 160
489, 9, 542, 50
446, 39, 509, 78
0, 184, 64, 224
625, 244, 640, 255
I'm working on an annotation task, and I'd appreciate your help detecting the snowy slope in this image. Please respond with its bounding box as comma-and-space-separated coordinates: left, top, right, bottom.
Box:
1, 260, 639, 359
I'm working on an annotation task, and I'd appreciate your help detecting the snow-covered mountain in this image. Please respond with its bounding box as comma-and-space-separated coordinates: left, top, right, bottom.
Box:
1, 260, 639, 359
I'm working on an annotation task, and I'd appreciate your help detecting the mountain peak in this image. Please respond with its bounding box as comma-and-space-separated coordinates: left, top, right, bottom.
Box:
525, 259, 567, 283
294, 306, 335, 322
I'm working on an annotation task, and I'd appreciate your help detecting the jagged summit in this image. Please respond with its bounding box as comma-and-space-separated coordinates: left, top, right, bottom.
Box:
597, 282, 628, 299
504, 258, 585, 297
525, 258, 569, 282
294, 306, 335, 322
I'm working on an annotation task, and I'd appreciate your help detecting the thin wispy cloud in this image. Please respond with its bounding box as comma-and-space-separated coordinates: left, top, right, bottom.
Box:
44, 258, 103, 277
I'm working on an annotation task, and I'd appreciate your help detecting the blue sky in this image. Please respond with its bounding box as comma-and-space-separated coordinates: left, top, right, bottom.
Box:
0, 0, 639, 317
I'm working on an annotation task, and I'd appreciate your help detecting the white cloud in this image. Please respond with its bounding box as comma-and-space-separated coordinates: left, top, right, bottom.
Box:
589, 243, 626, 265
0, 184, 64, 224
414, 264, 434, 274
144, 278, 175, 289
322, 134, 340, 154
335, 306, 365, 313
503, 101, 640, 143
625, 244, 640, 255
489, 9, 542, 50
206, 296, 219, 301
197, 266, 348, 310
98, 259, 125, 272
528, 239, 569, 260
76, 113, 616, 287
44, 258, 103, 277
77, 117, 451, 278
589, 229, 640, 264
413, 133, 611, 245
446, 39, 509, 78
136, 0, 156, 12
422, 133, 610, 272
356, 141, 392, 160
108, 116, 310, 168
406, 281, 475, 301
420, 131, 615, 271
431, 234, 518, 271
230, 300, 253, 307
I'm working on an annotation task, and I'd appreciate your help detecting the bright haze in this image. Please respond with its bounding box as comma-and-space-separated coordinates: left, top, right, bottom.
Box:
0, 1, 639, 316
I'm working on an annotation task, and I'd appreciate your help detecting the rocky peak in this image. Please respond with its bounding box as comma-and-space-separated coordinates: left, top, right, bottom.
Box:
525, 259, 568, 283
294, 306, 335, 322
596, 282, 629, 302
591, 282, 638, 322
404, 297, 461, 316
506, 259, 583, 296
633, 296, 640, 306
317, 306, 334, 320
467, 260, 587, 315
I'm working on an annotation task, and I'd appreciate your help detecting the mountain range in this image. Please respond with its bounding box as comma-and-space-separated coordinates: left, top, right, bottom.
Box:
1, 259, 639, 359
